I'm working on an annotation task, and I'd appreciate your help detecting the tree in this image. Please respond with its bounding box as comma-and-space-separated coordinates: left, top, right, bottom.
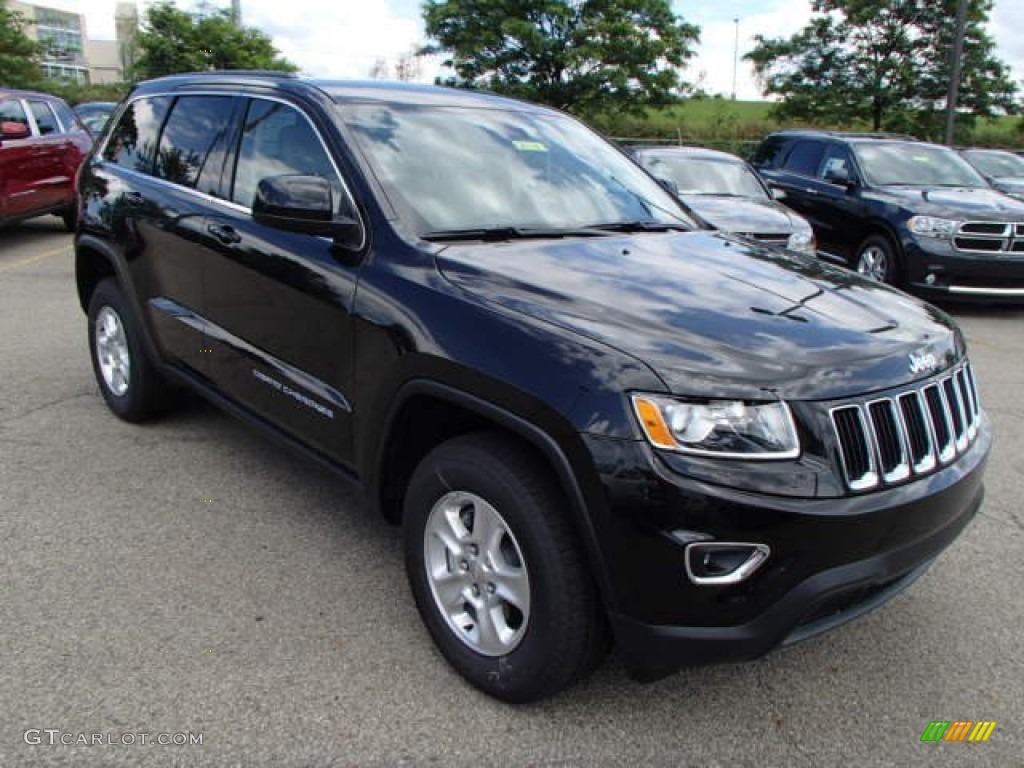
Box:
134, 1, 296, 80
0, 0, 42, 88
746, 0, 1017, 137
422, 0, 700, 116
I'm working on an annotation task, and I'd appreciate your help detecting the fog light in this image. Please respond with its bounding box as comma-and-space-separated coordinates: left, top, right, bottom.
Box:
925, 273, 937, 285
684, 542, 770, 586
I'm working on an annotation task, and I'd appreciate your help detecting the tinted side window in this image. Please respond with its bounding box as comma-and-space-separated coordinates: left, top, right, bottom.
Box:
0, 99, 30, 130
819, 144, 856, 181
752, 138, 786, 168
155, 96, 237, 192
28, 101, 59, 135
783, 141, 826, 176
50, 101, 81, 133
231, 99, 352, 215
103, 96, 172, 174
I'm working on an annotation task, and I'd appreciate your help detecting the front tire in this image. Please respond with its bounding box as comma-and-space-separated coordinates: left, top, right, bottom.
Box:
853, 233, 899, 285
403, 432, 607, 702
60, 202, 77, 232
87, 278, 171, 422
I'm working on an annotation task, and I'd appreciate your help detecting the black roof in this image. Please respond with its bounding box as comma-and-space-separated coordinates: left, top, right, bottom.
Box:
766, 129, 919, 143
132, 71, 555, 113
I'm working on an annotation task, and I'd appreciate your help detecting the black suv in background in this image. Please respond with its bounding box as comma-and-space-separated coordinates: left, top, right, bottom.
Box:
76, 74, 989, 702
752, 130, 1024, 301
956, 147, 1024, 201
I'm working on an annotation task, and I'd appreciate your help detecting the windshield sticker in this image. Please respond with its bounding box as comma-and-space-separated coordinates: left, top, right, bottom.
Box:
513, 140, 548, 152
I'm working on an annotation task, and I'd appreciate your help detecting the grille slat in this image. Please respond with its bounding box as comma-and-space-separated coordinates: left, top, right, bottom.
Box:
832, 406, 877, 490
831, 363, 980, 491
868, 399, 909, 482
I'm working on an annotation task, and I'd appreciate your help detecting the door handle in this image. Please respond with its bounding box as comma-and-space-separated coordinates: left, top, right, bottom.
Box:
124, 191, 144, 206
805, 188, 818, 195
207, 223, 241, 245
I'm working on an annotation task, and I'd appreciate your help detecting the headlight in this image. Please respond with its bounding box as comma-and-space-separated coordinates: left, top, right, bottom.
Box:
786, 229, 816, 253
907, 215, 960, 238
631, 395, 800, 459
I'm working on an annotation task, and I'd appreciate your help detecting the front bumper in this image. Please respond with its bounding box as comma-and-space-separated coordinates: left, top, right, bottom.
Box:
900, 236, 1024, 301
582, 418, 990, 681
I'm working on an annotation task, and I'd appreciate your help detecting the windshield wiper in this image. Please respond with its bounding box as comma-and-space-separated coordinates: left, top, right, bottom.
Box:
588, 220, 691, 233
420, 226, 611, 242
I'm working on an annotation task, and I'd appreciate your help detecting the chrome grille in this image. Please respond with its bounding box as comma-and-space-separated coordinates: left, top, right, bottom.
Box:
830, 363, 981, 491
953, 221, 1024, 254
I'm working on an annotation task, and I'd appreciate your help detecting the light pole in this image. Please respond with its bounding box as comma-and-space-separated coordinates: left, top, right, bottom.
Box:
732, 17, 739, 100
944, 0, 968, 145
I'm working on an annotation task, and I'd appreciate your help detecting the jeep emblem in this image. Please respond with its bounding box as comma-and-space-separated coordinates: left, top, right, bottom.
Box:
909, 352, 938, 374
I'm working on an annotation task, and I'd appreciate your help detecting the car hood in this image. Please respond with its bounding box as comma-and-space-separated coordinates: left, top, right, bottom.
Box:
872, 185, 1024, 218
680, 195, 805, 235
436, 231, 962, 401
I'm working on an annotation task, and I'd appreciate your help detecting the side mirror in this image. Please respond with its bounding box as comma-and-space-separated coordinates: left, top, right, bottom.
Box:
252, 174, 363, 250
0, 121, 31, 141
824, 167, 856, 189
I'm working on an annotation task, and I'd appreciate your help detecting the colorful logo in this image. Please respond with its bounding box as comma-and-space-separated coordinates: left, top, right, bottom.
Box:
921, 721, 997, 742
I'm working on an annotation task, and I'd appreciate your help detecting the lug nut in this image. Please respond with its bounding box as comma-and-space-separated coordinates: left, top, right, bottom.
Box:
470, 584, 480, 597
486, 583, 496, 594
459, 560, 469, 571
467, 544, 478, 556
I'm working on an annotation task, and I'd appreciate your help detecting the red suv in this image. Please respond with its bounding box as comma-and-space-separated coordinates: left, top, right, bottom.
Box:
0, 89, 92, 230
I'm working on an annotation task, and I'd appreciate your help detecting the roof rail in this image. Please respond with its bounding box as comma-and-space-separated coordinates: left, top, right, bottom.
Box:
150, 69, 299, 81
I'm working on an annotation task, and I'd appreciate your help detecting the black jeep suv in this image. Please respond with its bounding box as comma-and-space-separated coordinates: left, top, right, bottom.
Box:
75, 74, 990, 702
752, 130, 1024, 301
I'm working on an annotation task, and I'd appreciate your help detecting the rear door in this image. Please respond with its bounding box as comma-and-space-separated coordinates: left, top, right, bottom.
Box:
98, 94, 240, 374
773, 139, 828, 232
0, 98, 40, 219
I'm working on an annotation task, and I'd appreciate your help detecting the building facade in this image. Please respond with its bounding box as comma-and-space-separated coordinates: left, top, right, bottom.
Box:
10, 0, 138, 85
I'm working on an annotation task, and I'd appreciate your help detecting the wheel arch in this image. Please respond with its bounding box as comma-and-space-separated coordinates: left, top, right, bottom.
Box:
75, 235, 121, 313
372, 379, 618, 611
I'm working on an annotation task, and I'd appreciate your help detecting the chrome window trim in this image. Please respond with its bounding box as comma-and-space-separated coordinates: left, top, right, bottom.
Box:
96, 89, 367, 251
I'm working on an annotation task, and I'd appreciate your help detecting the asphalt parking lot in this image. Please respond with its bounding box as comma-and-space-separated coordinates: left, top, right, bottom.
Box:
1, 218, 1021, 767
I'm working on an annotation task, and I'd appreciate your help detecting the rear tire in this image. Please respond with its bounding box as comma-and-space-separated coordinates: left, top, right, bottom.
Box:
403, 432, 608, 702
87, 278, 172, 422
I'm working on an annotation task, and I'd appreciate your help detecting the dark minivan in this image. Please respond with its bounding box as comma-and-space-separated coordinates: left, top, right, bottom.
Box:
76, 74, 989, 702
752, 130, 1024, 300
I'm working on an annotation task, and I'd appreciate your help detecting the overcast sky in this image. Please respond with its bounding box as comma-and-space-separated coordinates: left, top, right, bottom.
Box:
52, 0, 1024, 101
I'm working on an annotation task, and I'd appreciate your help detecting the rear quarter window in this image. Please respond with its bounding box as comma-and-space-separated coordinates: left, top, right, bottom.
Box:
103, 96, 172, 175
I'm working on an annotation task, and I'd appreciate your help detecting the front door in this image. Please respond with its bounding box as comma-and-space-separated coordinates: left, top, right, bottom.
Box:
200, 97, 363, 468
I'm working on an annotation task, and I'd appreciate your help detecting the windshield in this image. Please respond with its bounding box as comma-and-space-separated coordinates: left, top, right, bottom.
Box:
852, 142, 988, 188
340, 104, 694, 234
640, 153, 768, 199
964, 149, 1024, 179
